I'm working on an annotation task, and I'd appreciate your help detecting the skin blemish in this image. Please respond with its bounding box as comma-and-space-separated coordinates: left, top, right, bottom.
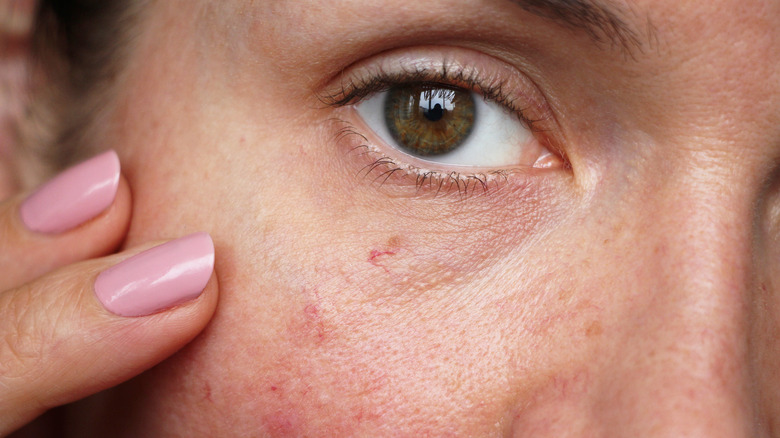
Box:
367, 235, 402, 272
369, 248, 396, 261
203, 382, 213, 403
287, 287, 330, 345
585, 321, 603, 337
303, 303, 326, 342
298, 287, 327, 343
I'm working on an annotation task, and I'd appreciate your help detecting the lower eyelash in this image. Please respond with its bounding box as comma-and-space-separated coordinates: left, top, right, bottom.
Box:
332, 118, 511, 199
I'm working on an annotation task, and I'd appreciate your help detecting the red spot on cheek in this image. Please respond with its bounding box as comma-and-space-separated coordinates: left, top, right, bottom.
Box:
368, 250, 396, 273
203, 382, 213, 403
266, 411, 302, 434
288, 288, 328, 344
303, 303, 326, 341
369, 249, 396, 261
368, 236, 402, 272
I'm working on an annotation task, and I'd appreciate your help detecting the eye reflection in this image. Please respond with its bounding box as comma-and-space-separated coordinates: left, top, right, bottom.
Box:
385, 85, 475, 156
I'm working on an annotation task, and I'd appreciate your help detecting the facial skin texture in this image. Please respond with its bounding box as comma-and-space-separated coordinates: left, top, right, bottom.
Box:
45, 0, 780, 435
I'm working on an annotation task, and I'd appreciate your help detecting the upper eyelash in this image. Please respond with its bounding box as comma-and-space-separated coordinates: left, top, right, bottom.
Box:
319, 63, 547, 133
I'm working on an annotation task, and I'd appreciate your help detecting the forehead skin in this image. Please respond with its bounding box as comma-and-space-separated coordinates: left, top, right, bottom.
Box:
73, 0, 780, 436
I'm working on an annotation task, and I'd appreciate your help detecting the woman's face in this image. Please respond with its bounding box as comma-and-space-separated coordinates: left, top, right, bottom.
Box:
79, 0, 780, 435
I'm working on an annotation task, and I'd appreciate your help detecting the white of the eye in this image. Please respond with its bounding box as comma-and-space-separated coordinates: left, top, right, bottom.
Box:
355, 89, 534, 167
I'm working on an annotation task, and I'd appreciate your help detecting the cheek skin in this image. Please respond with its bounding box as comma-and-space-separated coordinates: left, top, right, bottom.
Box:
192, 123, 575, 434
102, 77, 590, 435
266, 119, 571, 316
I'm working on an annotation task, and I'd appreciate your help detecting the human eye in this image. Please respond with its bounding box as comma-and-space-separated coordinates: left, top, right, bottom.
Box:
322, 47, 565, 196
357, 82, 553, 168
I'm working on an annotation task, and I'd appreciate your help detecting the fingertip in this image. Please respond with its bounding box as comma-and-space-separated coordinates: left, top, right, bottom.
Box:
95, 233, 214, 317
0, 235, 219, 432
20, 150, 121, 235
0, 152, 132, 290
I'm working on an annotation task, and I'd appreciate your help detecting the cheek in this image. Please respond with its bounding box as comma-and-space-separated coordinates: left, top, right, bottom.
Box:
197, 144, 587, 433
108, 60, 599, 433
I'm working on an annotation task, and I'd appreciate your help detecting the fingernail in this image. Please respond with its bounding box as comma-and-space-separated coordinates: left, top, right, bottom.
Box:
95, 233, 215, 317
20, 150, 120, 234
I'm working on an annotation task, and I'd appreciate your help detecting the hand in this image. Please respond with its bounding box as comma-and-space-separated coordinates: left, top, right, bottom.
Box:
0, 151, 218, 436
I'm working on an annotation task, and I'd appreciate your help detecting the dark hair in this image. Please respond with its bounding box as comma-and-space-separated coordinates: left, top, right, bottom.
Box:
29, 0, 142, 170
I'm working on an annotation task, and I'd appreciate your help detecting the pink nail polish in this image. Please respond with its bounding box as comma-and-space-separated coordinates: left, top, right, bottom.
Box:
95, 233, 215, 317
20, 150, 120, 234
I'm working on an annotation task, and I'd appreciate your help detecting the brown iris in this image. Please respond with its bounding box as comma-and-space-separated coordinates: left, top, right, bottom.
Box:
385, 84, 475, 156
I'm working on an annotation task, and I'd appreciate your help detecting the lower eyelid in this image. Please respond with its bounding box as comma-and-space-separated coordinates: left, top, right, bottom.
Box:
327, 113, 558, 200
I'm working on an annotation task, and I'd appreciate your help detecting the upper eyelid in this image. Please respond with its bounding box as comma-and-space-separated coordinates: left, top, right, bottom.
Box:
322, 60, 512, 103
320, 65, 484, 106
319, 62, 548, 134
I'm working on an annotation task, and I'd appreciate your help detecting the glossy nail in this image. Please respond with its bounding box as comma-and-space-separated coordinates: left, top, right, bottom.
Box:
20, 150, 120, 234
95, 232, 215, 317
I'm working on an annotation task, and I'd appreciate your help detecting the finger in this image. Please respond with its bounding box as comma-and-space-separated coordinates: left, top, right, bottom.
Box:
0, 150, 132, 290
0, 232, 218, 436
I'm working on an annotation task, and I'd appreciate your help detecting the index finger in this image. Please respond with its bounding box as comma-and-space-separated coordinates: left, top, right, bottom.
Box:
0, 150, 132, 290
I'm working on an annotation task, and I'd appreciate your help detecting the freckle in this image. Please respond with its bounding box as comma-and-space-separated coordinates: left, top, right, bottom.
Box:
585, 321, 603, 337
558, 288, 573, 301
387, 235, 401, 248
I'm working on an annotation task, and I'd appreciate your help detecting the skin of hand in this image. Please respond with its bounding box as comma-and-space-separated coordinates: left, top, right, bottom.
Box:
6, 0, 780, 436
0, 151, 219, 436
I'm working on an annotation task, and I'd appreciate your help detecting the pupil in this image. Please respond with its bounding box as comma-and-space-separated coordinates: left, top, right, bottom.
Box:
424, 103, 444, 122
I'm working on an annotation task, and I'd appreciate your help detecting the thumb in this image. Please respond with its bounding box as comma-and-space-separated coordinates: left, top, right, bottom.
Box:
0, 232, 218, 436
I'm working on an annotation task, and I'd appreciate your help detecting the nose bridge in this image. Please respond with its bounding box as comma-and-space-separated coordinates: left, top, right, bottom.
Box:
656, 164, 753, 326
600, 167, 757, 436
652, 171, 751, 323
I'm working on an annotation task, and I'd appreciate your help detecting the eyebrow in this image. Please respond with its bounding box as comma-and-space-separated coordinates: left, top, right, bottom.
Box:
507, 0, 645, 54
